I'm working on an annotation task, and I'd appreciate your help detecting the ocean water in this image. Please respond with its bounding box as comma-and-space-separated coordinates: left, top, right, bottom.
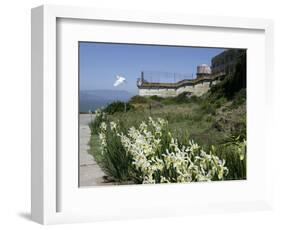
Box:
79, 89, 134, 113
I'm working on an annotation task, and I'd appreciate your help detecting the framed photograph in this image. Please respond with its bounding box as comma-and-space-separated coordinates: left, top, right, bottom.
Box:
31, 5, 274, 224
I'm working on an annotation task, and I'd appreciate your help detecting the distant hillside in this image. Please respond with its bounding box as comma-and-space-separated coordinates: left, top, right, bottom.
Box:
80, 89, 134, 112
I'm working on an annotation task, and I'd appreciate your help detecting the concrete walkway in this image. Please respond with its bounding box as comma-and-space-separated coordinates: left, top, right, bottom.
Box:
79, 114, 108, 187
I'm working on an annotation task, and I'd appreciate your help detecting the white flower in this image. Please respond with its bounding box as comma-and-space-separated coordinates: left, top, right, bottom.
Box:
99, 116, 228, 184
110, 121, 117, 131
100, 122, 107, 132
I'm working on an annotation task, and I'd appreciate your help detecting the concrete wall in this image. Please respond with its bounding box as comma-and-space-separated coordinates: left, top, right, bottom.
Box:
139, 88, 177, 97
139, 81, 212, 97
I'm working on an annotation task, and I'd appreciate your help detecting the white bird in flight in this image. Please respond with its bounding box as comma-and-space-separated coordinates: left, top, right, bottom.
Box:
113, 75, 126, 87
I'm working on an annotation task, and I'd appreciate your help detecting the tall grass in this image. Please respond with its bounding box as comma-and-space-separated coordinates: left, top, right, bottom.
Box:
93, 122, 133, 182
215, 135, 246, 180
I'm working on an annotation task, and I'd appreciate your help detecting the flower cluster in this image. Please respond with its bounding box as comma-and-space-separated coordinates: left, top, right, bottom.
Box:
163, 141, 228, 182
95, 108, 106, 120
119, 118, 166, 183
98, 117, 228, 184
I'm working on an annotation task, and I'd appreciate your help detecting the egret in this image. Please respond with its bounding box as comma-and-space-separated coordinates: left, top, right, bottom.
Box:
113, 75, 126, 87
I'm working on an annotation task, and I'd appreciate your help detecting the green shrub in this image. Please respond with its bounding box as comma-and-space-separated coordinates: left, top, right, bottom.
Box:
149, 95, 164, 101
214, 96, 227, 109
231, 88, 246, 108
173, 92, 190, 103
204, 115, 215, 124
189, 95, 199, 103
103, 101, 132, 115
129, 95, 149, 104
200, 101, 216, 115
161, 92, 193, 105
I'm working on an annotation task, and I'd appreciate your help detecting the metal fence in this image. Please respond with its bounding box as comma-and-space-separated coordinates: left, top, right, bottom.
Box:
141, 71, 194, 83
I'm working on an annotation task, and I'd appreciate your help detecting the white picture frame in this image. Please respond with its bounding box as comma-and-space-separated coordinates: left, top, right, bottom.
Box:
31, 5, 274, 225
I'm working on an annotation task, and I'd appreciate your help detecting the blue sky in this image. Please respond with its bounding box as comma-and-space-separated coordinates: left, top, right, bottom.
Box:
79, 42, 225, 95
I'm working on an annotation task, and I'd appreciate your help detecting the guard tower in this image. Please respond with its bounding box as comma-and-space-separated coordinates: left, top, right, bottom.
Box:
196, 64, 211, 78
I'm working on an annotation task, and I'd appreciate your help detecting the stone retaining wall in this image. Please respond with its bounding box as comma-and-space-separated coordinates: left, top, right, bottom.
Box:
139, 79, 219, 97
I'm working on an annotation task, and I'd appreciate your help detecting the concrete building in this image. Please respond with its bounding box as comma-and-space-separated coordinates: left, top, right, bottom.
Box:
211, 49, 245, 76
137, 49, 244, 97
